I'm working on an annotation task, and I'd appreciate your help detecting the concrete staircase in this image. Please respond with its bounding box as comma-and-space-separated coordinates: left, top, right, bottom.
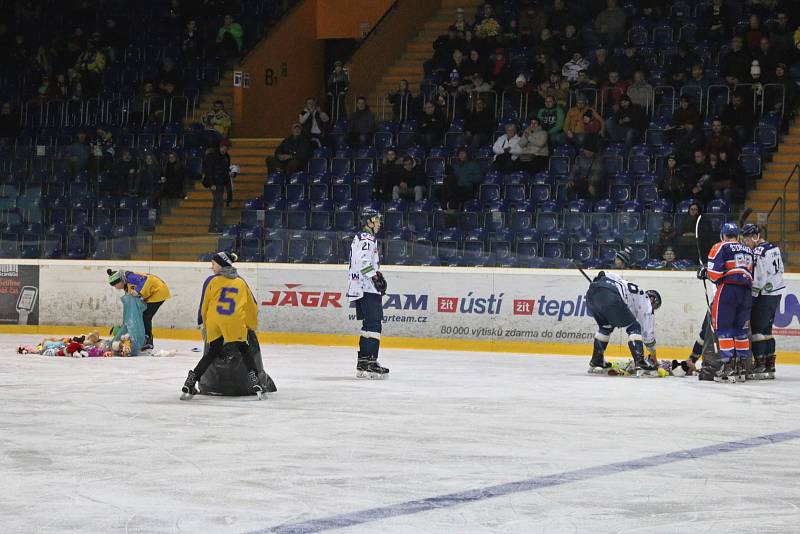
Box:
746, 118, 800, 268
366, 0, 484, 119
132, 138, 280, 261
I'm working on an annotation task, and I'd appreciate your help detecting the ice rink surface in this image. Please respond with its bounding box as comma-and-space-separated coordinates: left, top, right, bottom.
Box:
2, 334, 800, 534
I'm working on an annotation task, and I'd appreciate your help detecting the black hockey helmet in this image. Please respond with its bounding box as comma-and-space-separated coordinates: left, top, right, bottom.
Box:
741, 223, 759, 237
360, 206, 382, 228
646, 289, 662, 310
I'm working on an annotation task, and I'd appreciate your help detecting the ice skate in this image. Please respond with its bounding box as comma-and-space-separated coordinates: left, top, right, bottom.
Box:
588, 356, 611, 375
631, 353, 658, 377
180, 370, 198, 400
714, 361, 740, 383
764, 354, 776, 379
356, 356, 388, 379
140, 336, 154, 352
747, 356, 767, 380
248, 370, 266, 400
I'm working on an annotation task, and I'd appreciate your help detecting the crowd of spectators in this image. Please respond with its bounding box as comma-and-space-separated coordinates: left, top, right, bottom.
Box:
256, 0, 800, 267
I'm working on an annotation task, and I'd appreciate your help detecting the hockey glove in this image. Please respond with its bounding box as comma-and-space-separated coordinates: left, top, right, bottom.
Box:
372, 271, 387, 295
696, 267, 707, 280
593, 271, 606, 282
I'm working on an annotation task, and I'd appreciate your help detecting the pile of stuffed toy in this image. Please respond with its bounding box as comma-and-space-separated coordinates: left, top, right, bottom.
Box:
17, 330, 137, 358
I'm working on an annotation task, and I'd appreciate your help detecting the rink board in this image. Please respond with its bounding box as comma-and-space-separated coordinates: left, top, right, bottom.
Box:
1, 260, 799, 361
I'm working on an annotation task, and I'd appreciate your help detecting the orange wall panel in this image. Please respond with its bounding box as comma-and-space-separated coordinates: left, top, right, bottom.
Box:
235, 0, 325, 138
315, 0, 394, 39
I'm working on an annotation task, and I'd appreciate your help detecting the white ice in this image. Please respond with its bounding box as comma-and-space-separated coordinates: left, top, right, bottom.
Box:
1, 334, 799, 534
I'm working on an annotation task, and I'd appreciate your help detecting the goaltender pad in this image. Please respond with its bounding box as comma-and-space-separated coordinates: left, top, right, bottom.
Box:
198, 329, 277, 396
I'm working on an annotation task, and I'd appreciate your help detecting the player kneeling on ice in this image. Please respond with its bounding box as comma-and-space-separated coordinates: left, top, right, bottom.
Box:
697, 223, 754, 382
585, 271, 661, 375
181, 252, 266, 400
347, 207, 389, 379
107, 268, 170, 351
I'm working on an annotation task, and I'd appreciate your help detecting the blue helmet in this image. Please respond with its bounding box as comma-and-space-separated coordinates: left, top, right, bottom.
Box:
741, 223, 759, 237
720, 222, 739, 240
360, 207, 382, 227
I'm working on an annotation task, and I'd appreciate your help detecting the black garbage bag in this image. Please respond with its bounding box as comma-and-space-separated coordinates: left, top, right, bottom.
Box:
698, 315, 721, 381
198, 329, 277, 395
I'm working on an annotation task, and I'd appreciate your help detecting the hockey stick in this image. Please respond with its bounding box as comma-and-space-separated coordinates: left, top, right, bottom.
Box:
696, 214, 719, 355
575, 264, 592, 283
737, 207, 753, 229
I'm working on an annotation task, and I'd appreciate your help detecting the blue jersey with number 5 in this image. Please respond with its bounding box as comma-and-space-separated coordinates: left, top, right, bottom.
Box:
198, 274, 258, 342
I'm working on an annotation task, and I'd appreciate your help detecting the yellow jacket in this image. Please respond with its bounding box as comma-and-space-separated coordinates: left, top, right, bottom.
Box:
125, 272, 170, 303
198, 274, 258, 343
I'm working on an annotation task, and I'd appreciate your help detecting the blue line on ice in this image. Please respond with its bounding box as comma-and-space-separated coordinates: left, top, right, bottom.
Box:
250, 428, 800, 534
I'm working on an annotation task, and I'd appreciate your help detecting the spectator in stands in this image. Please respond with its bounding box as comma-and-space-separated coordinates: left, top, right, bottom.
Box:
130, 82, 162, 125
111, 150, 137, 195
616, 44, 644, 81
463, 49, 490, 81
588, 48, 616, 86
567, 139, 604, 200
768, 62, 797, 121
163, 150, 187, 199
715, 149, 746, 202
675, 119, 705, 164
564, 95, 603, 149
373, 149, 403, 201
348, 97, 376, 148
216, 14, 244, 57
488, 48, 513, 92
599, 70, 627, 113
394, 156, 426, 202
557, 24, 582, 60
770, 12, 795, 61
501, 74, 537, 118
538, 71, 570, 109
75, 34, 106, 96
721, 91, 755, 147
538, 95, 566, 143
158, 57, 183, 94
653, 220, 677, 260
703, 0, 732, 44
432, 26, 459, 74
0, 102, 20, 147
704, 118, 738, 155
518, 5, 547, 47
63, 130, 90, 173
572, 70, 597, 101
299, 97, 329, 148
528, 50, 559, 86
669, 95, 701, 137
388, 79, 413, 121
668, 44, 699, 87
595, 0, 627, 45
464, 97, 494, 149
676, 201, 714, 260
442, 148, 482, 210
721, 36, 753, 86
549, 0, 570, 36
562, 51, 589, 82
682, 63, 711, 108
753, 37, 776, 75
203, 139, 232, 233
492, 123, 520, 173
90, 126, 116, 172
658, 153, 689, 205
138, 152, 163, 198
416, 101, 447, 150
268, 123, 312, 175
626, 70, 653, 110
742, 14, 766, 51
181, 19, 200, 61
514, 117, 549, 174
201, 100, 232, 139
688, 150, 714, 204
606, 94, 646, 152
327, 61, 349, 115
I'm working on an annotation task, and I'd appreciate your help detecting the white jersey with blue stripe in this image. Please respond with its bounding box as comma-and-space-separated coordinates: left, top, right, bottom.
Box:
602, 272, 656, 346
346, 231, 380, 302
752, 241, 785, 297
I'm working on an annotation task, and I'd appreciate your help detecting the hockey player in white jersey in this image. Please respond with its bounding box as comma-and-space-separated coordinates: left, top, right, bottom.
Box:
741, 224, 784, 379
346, 207, 389, 379
585, 270, 661, 373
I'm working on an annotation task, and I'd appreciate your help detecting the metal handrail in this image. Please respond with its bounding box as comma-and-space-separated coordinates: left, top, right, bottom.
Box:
765, 195, 782, 243
779, 163, 799, 263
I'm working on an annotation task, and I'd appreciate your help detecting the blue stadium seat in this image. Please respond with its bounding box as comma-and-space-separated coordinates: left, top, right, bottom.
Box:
535, 212, 558, 234
333, 211, 356, 232
312, 237, 337, 264
436, 239, 460, 264
479, 184, 501, 204
286, 210, 308, 230
408, 211, 430, 233
308, 157, 328, 176
310, 210, 332, 231
706, 199, 730, 214
288, 238, 311, 263
386, 240, 411, 265
510, 211, 533, 232
549, 156, 570, 174
331, 184, 352, 204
